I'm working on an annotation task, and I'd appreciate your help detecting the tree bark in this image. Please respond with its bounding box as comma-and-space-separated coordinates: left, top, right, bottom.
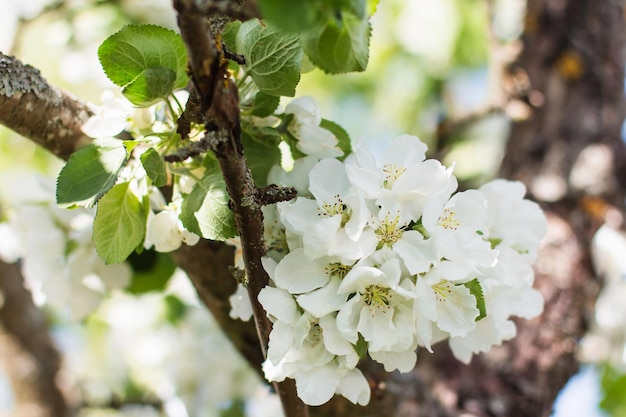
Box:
0, 259, 71, 417
0, 52, 92, 161
0, 0, 624, 416
385, 0, 626, 416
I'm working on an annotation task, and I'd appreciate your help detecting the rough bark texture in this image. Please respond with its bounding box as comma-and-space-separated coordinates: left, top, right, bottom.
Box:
383, 0, 626, 416
0, 52, 92, 161
172, 2, 307, 415
0, 260, 70, 417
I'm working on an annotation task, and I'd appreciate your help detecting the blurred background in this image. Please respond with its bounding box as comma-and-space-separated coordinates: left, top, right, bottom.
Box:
0, 0, 624, 416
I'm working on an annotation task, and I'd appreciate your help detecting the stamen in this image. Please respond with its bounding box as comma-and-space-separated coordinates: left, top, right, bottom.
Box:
432, 279, 453, 302
382, 163, 406, 189
437, 208, 460, 230
375, 212, 404, 246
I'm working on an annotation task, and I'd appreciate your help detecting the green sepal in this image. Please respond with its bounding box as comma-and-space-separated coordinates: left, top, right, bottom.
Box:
56, 137, 128, 209
462, 278, 487, 321
93, 182, 148, 264
353, 333, 368, 359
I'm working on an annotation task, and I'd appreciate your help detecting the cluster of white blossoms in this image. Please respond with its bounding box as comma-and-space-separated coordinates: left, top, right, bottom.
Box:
0, 176, 131, 318
254, 116, 546, 405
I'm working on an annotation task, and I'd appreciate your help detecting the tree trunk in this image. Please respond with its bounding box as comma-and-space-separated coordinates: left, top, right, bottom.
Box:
370, 0, 626, 416
0, 0, 624, 416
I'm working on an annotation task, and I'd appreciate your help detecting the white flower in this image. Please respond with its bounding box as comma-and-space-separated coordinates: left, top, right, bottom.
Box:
285, 97, 343, 159
285, 96, 321, 126
346, 134, 458, 224
421, 189, 498, 270
82, 90, 131, 138
145, 208, 200, 252
359, 210, 436, 275
415, 262, 479, 349
278, 158, 375, 262
479, 179, 546, 260
336, 256, 416, 353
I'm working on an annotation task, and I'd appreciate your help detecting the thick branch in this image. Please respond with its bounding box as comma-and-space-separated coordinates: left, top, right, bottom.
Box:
173, 1, 307, 416
171, 240, 264, 373
0, 259, 70, 417
0, 52, 92, 160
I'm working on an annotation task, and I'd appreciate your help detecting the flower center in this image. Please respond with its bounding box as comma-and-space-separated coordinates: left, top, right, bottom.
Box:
265, 219, 288, 255
363, 285, 392, 312
432, 279, 453, 302
375, 213, 404, 247
382, 163, 406, 189
305, 321, 323, 345
325, 262, 353, 279
437, 208, 460, 230
318, 194, 351, 226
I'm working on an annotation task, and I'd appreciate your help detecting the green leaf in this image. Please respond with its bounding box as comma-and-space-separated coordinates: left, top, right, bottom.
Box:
320, 118, 351, 157
301, 11, 370, 74
98, 24, 188, 98
56, 138, 128, 209
122, 66, 177, 106
236, 20, 303, 97
241, 122, 282, 187
140, 148, 168, 187
93, 182, 148, 264
180, 169, 237, 240
462, 278, 487, 321
126, 249, 176, 294
353, 333, 368, 359
258, 0, 326, 33
251, 92, 281, 117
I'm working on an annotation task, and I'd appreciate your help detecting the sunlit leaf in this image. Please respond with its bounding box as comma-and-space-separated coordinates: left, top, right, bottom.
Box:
56, 138, 127, 209
93, 182, 148, 264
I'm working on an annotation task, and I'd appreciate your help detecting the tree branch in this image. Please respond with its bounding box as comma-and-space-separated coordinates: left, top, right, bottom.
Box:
172, 1, 308, 416
0, 259, 71, 417
0, 52, 92, 160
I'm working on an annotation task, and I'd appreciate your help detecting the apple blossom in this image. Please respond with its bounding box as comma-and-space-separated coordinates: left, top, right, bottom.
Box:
247, 134, 546, 406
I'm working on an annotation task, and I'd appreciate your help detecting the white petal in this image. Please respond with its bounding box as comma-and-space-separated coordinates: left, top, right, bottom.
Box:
336, 368, 371, 405
369, 348, 417, 373
258, 286, 298, 324
319, 314, 358, 362
393, 231, 435, 275
308, 158, 349, 203
274, 249, 330, 294
295, 364, 341, 406
285, 96, 321, 126
297, 277, 347, 318
435, 283, 479, 337
336, 297, 360, 344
